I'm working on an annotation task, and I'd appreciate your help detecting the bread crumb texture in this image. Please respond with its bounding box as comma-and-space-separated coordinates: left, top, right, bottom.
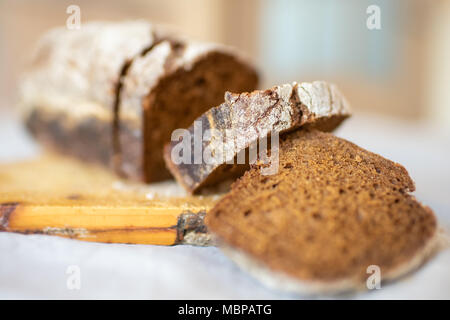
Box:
206, 129, 437, 283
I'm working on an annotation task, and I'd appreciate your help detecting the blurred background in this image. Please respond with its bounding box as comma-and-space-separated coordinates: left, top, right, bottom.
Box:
0, 0, 449, 125
1, 0, 450, 299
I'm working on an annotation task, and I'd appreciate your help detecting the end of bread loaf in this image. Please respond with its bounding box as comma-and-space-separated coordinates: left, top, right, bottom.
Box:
19, 21, 156, 168
164, 81, 351, 194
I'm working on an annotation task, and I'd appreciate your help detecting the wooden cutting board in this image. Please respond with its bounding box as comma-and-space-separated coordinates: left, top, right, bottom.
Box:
0, 155, 220, 245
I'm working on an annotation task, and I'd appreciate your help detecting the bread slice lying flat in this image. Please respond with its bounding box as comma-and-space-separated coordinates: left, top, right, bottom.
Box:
205, 129, 439, 294
164, 81, 351, 194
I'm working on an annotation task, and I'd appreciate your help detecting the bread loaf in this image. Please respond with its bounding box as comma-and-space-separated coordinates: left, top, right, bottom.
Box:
20, 21, 258, 182
206, 129, 439, 294
164, 81, 351, 193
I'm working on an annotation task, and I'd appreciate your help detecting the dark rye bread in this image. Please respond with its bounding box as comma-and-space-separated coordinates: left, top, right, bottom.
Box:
20, 21, 258, 181
20, 22, 154, 166
120, 43, 258, 182
206, 129, 439, 294
164, 81, 351, 194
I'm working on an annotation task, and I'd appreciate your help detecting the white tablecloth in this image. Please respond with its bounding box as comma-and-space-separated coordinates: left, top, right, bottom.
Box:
1, 110, 449, 299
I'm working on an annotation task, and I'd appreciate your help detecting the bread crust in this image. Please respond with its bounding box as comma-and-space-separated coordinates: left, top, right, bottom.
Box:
19, 21, 156, 167
164, 81, 351, 193
219, 230, 442, 295
19, 21, 258, 179
119, 42, 258, 181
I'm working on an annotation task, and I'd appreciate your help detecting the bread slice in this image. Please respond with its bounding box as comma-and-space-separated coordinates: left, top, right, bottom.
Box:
164, 81, 351, 194
205, 129, 439, 294
20, 21, 258, 182
119, 39, 258, 182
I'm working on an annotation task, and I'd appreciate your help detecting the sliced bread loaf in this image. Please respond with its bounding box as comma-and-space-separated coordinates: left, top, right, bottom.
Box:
164, 81, 351, 194
20, 21, 258, 182
205, 129, 439, 294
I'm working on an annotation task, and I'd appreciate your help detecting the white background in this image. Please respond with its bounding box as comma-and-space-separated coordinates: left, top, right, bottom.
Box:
1, 110, 449, 299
